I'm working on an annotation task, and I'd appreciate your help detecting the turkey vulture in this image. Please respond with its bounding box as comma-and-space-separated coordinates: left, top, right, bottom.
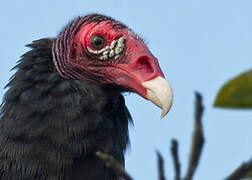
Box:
0, 14, 173, 180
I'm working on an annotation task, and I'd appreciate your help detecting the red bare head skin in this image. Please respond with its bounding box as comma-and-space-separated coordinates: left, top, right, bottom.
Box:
52, 14, 173, 115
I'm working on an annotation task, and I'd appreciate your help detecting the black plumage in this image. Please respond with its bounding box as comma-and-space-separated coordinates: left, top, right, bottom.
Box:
0, 38, 131, 179
0, 13, 173, 180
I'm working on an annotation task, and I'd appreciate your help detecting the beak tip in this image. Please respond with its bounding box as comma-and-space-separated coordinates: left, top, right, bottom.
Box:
142, 76, 173, 119
160, 103, 172, 119
160, 113, 165, 119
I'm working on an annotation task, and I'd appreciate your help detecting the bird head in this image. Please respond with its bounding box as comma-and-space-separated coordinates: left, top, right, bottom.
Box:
52, 14, 173, 118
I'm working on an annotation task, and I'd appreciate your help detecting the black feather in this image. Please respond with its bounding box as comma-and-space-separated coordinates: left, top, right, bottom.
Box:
0, 38, 132, 180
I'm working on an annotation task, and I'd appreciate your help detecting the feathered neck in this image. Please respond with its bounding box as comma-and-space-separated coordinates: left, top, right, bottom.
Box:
1, 38, 130, 153
0, 38, 130, 179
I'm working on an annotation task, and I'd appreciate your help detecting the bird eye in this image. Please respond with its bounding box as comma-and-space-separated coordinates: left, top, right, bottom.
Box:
90, 35, 105, 50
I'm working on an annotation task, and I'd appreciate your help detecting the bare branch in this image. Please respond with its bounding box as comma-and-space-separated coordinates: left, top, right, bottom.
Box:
225, 159, 252, 180
157, 151, 166, 180
184, 92, 205, 180
170, 139, 181, 180
95, 151, 133, 180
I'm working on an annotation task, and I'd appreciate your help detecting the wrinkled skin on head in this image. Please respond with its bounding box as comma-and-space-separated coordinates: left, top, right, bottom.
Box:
53, 14, 173, 117
0, 14, 173, 180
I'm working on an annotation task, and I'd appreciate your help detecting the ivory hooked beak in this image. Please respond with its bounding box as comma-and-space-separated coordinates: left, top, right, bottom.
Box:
142, 76, 173, 118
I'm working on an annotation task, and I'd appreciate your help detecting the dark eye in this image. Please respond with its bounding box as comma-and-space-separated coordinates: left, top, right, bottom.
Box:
90, 35, 105, 50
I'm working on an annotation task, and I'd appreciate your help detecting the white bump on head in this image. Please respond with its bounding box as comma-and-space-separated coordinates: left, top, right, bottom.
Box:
109, 50, 115, 57
87, 36, 125, 61
114, 55, 120, 59
115, 47, 123, 55
110, 40, 117, 49
103, 51, 109, 55
99, 55, 108, 60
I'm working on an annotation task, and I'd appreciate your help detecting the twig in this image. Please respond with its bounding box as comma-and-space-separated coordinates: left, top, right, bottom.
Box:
170, 139, 181, 180
95, 151, 133, 180
184, 92, 205, 180
157, 151, 166, 180
225, 159, 252, 180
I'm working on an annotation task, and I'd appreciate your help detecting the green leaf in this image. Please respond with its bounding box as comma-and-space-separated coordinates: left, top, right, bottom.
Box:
247, 170, 252, 177
214, 70, 252, 109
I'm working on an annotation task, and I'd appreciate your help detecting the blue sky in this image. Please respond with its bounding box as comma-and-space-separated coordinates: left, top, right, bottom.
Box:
1, 0, 252, 179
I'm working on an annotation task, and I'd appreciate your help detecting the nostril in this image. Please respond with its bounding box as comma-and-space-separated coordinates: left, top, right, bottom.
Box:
135, 56, 154, 75
131, 56, 157, 82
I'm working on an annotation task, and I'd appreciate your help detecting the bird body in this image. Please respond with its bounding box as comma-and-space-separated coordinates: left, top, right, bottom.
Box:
0, 14, 173, 179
